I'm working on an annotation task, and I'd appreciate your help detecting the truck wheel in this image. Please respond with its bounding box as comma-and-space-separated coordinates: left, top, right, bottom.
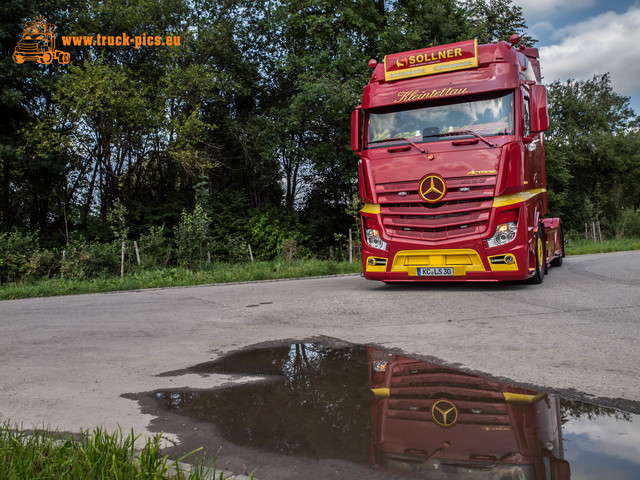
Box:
38, 52, 53, 65
550, 225, 564, 267
57, 52, 71, 64
529, 224, 545, 284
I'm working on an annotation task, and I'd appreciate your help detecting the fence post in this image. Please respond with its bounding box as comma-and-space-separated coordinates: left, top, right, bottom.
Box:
248, 244, 254, 262
349, 228, 353, 263
121, 241, 125, 278
134, 241, 141, 266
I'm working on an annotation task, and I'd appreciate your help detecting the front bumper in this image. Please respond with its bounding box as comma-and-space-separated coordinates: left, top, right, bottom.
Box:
362, 241, 531, 282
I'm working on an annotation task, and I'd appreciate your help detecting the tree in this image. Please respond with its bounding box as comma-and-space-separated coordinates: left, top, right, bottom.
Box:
461, 0, 536, 46
545, 74, 640, 234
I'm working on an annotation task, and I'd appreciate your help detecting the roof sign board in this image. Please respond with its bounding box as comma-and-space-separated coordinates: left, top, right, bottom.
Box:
384, 39, 478, 82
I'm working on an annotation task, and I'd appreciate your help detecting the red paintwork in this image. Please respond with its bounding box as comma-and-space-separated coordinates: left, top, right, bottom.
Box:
367, 349, 571, 479
353, 40, 563, 282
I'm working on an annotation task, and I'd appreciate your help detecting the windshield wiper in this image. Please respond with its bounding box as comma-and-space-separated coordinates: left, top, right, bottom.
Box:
371, 137, 432, 161
441, 130, 497, 148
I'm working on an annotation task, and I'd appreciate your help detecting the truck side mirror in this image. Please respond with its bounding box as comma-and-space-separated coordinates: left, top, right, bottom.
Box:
530, 84, 549, 133
351, 107, 363, 152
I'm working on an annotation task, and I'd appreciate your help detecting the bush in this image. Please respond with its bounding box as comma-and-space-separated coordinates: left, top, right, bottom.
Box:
225, 233, 250, 263
174, 204, 211, 269
61, 238, 121, 279
0, 231, 40, 283
27, 249, 60, 279
246, 207, 305, 260
138, 225, 172, 268
616, 208, 640, 238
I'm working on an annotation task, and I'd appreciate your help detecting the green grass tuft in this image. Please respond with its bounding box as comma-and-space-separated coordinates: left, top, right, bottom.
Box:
0, 259, 362, 300
565, 237, 640, 256
0, 422, 238, 479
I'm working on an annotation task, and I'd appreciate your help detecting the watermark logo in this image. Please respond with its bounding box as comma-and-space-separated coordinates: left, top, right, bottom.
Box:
13, 15, 70, 65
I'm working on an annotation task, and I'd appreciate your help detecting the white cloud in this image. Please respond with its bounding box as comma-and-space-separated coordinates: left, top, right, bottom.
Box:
538, 7, 640, 103
512, 0, 598, 22
528, 20, 555, 43
564, 413, 640, 465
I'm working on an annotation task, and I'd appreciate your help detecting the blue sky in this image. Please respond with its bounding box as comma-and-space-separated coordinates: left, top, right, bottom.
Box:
512, 0, 640, 114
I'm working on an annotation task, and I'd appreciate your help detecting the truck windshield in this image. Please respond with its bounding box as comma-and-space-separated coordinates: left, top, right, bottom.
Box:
367, 91, 514, 146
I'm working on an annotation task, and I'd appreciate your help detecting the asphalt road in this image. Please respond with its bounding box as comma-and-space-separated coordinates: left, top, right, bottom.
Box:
1, 250, 639, 476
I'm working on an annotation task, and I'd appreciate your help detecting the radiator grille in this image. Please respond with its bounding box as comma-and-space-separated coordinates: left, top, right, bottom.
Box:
376, 176, 496, 241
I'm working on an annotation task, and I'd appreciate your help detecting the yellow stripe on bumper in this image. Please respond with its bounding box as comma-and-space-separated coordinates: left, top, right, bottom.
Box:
391, 249, 486, 276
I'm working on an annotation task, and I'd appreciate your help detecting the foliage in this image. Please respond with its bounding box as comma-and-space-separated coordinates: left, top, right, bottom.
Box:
564, 237, 640, 256
0, 230, 40, 283
246, 206, 305, 261
2, 0, 636, 267
462, 0, 536, 45
0, 260, 362, 300
0, 422, 235, 479
616, 208, 640, 239
545, 74, 640, 235
174, 204, 211, 268
138, 224, 172, 268
61, 237, 122, 279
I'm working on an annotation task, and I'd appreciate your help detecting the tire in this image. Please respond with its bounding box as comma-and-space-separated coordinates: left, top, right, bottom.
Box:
529, 223, 546, 284
550, 225, 564, 267
38, 52, 53, 65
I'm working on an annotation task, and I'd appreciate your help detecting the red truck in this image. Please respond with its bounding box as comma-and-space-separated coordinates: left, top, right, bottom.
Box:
368, 348, 571, 479
351, 37, 563, 283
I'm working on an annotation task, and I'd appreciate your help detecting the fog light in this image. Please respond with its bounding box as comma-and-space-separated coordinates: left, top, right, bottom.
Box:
505, 254, 515, 264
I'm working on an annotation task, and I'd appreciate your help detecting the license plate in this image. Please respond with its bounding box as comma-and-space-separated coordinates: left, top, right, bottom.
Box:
417, 267, 454, 276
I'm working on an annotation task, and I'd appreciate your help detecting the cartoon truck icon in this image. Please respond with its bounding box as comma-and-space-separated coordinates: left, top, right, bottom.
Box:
13, 16, 70, 65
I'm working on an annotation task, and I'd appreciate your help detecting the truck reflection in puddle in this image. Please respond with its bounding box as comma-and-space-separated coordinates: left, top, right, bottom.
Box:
152, 342, 639, 479
367, 348, 569, 479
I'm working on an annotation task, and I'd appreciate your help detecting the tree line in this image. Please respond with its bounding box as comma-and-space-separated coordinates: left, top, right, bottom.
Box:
1, 0, 639, 283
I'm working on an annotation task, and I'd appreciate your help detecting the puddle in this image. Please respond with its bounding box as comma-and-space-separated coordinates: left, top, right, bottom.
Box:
148, 342, 640, 479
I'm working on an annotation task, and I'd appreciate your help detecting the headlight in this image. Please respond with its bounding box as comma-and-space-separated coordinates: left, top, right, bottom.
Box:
365, 228, 388, 250
487, 222, 517, 248
372, 361, 388, 373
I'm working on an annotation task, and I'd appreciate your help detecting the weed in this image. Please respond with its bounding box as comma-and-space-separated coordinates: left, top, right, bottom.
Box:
0, 422, 250, 479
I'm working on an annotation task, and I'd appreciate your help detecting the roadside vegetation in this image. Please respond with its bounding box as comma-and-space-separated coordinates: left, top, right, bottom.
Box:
1, 233, 638, 300
0, 422, 248, 479
0, 258, 361, 300
565, 236, 640, 256
3, 0, 640, 304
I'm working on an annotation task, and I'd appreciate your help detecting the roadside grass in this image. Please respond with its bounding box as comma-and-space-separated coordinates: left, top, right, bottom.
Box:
2, 238, 639, 301
0, 422, 242, 479
565, 237, 640, 256
0, 259, 362, 300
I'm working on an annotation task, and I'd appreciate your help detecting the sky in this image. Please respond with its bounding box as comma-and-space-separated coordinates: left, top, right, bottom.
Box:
512, 0, 640, 114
